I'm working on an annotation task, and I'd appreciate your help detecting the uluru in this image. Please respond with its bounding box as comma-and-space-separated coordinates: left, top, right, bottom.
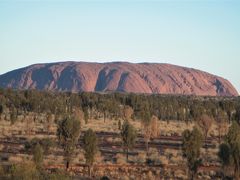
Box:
0, 61, 238, 96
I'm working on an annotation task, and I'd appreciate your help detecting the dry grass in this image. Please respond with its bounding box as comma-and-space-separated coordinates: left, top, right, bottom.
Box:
0, 111, 227, 179
81, 118, 120, 132
116, 153, 127, 164
1, 110, 228, 139
158, 156, 168, 165
95, 151, 104, 164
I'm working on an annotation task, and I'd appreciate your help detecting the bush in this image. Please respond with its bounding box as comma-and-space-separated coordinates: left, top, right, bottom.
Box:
147, 148, 161, 165
0, 165, 4, 177
33, 143, 44, 169
0, 104, 3, 114
133, 151, 146, 164
10, 108, 18, 124
2, 163, 72, 180
41, 138, 55, 154
25, 138, 55, 155
101, 176, 110, 180
24, 138, 40, 152
46, 169, 71, 180
9, 161, 39, 180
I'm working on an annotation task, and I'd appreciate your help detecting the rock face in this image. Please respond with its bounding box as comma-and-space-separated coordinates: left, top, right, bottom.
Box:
0, 61, 238, 96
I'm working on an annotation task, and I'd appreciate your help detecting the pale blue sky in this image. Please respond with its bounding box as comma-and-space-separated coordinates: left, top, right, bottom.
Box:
0, 0, 239, 92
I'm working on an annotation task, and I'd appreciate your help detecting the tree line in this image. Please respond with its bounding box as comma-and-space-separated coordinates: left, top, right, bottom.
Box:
0, 88, 240, 124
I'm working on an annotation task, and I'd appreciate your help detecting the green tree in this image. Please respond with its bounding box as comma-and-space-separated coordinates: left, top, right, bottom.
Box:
10, 108, 18, 125
218, 143, 231, 166
216, 109, 229, 144
0, 104, 3, 114
33, 143, 44, 169
219, 121, 240, 179
121, 120, 137, 161
82, 128, 98, 177
57, 116, 81, 169
235, 108, 240, 124
182, 127, 203, 180
83, 108, 89, 124
218, 143, 231, 178
141, 109, 151, 126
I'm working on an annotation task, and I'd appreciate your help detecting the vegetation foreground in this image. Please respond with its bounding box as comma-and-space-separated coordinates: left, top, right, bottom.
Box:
0, 89, 240, 179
